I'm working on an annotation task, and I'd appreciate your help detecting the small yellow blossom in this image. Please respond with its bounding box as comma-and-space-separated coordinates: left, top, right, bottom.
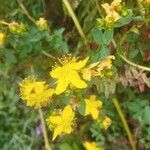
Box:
82, 55, 115, 80
47, 105, 75, 141
85, 95, 102, 120
20, 76, 54, 108
101, 0, 122, 27
95, 55, 115, 75
102, 116, 112, 129
102, 0, 122, 15
0, 32, 5, 45
36, 17, 48, 30
82, 68, 92, 81
143, 0, 150, 6
9, 22, 26, 33
50, 55, 89, 95
83, 141, 103, 150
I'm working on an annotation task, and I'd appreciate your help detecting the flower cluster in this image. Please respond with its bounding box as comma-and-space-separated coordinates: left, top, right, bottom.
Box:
19, 54, 114, 142
20, 76, 54, 108
97, 0, 129, 28
9, 22, 26, 33
82, 55, 115, 81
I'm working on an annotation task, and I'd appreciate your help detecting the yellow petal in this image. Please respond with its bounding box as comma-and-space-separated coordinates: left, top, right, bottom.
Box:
50, 66, 63, 79
91, 109, 99, 120
95, 101, 103, 108
48, 116, 62, 125
89, 95, 96, 101
85, 99, 91, 115
69, 71, 87, 88
62, 105, 74, 122
52, 126, 63, 141
101, 3, 111, 14
70, 57, 89, 70
55, 76, 69, 95
111, 0, 121, 7
63, 125, 72, 134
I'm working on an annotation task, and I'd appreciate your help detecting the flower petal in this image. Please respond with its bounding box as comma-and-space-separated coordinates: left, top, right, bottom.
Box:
63, 125, 72, 134
111, 0, 121, 7
55, 76, 69, 95
70, 57, 89, 70
101, 3, 111, 14
62, 105, 74, 122
48, 116, 62, 125
52, 126, 62, 141
69, 71, 87, 88
91, 108, 99, 120
50, 66, 63, 79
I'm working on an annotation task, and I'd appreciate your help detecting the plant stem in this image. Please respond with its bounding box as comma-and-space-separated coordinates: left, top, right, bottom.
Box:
112, 39, 150, 72
0, 21, 9, 26
117, 52, 150, 71
113, 98, 136, 150
63, 0, 86, 43
41, 0, 46, 15
94, 0, 101, 16
38, 107, 51, 150
42, 51, 56, 60
17, 0, 36, 24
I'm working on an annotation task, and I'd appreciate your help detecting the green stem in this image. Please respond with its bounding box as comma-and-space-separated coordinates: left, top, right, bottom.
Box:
42, 51, 56, 60
17, 0, 36, 24
0, 21, 9, 26
62, 0, 86, 43
117, 52, 150, 72
41, 0, 46, 15
113, 98, 136, 150
94, 0, 101, 16
38, 107, 51, 150
112, 38, 150, 72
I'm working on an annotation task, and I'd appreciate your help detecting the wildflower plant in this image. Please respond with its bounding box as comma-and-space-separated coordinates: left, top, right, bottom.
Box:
0, 0, 150, 149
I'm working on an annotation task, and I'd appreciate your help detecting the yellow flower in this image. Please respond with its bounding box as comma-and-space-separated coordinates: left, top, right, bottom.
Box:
85, 95, 102, 120
83, 141, 103, 150
82, 68, 92, 81
20, 76, 54, 108
101, 0, 122, 26
102, 0, 122, 15
143, 0, 150, 6
9, 22, 26, 33
0, 32, 5, 45
36, 17, 48, 30
102, 116, 112, 129
50, 55, 89, 95
47, 105, 75, 141
96, 55, 115, 74
82, 55, 115, 80
104, 13, 120, 27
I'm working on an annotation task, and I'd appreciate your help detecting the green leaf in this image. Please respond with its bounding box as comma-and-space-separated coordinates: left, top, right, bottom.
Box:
128, 49, 139, 59
103, 29, 114, 45
4, 51, 17, 64
91, 28, 103, 44
143, 106, 150, 125
99, 45, 110, 60
77, 100, 86, 116
60, 143, 73, 150
116, 11, 133, 28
